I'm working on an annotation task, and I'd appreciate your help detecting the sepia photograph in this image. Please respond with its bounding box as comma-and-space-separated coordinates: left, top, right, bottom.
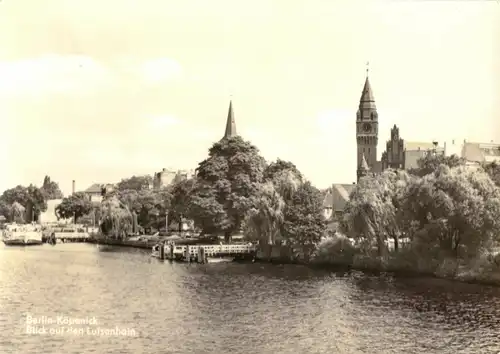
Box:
0, 0, 499, 353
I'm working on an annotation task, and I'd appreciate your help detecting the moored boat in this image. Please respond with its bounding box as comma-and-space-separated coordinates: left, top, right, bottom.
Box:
2, 223, 43, 246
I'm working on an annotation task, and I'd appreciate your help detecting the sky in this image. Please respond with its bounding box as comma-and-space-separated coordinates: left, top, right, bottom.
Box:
0, 0, 498, 196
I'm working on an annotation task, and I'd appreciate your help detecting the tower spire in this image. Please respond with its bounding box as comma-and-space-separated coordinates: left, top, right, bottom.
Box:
223, 99, 237, 139
356, 65, 379, 181
359, 67, 376, 109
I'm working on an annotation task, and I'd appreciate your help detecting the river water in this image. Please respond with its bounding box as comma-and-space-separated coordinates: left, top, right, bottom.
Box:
0, 243, 499, 354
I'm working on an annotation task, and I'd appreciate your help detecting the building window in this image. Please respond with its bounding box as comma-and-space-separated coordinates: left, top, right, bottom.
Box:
368, 147, 371, 154
363, 148, 365, 153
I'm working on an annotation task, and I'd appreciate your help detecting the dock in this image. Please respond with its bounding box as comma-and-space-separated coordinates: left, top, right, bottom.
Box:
50, 230, 90, 243
152, 243, 257, 263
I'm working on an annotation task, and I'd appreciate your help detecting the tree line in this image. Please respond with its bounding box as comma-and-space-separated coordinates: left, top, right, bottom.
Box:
0, 136, 327, 246
0, 176, 63, 223
92, 136, 327, 243
316, 153, 500, 281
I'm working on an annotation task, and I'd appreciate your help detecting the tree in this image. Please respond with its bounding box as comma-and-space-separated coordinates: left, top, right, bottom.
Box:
482, 161, 500, 187
115, 188, 172, 229
40, 175, 63, 200
99, 195, 133, 239
116, 189, 141, 211
264, 159, 303, 202
264, 159, 303, 182
55, 192, 93, 222
341, 170, 413, 256
409, 153, 465, 177
116, 175, 153, 192
189, 136, 267, 241
244, 181, 286, 245
244, 159, 304, 245
342, 176, 387, 257
402, 165, 500, 259
136, 189, 171, 229
168, 178, 195, 232
26, 185, 47, 222
282, 181, 327, 247
0, 185, 47, 222
0, 200, 11, 221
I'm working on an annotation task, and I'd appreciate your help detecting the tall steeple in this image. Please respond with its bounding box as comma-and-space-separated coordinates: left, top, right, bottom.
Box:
359, 62, 376, 111
223, 100, 237, 139
356, 63, 379, 181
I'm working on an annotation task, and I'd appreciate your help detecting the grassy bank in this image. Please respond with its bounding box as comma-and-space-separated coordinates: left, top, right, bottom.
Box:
311, 236, 500, 287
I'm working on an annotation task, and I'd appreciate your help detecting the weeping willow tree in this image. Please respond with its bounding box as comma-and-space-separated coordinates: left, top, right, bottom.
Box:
270, 168, 302, 202
244, 182, 286, 246
99, 196, 133, 239
244, 168, 302, 245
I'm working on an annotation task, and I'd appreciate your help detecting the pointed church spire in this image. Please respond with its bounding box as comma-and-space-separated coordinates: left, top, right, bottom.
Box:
360, 76, 375, 104
359, 62, 376, 111
223, 100, 237, 139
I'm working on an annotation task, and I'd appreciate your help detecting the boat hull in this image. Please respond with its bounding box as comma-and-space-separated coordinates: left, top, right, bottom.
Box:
2, 225, 43, 246
3, 239, 43, 246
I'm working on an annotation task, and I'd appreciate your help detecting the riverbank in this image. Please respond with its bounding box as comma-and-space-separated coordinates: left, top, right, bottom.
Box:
87, 236, 155, 249
309, 236, 500, 287
87, 235, 500, 287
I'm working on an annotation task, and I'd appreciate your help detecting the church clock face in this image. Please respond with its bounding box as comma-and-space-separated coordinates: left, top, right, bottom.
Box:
363, 123, 372, 133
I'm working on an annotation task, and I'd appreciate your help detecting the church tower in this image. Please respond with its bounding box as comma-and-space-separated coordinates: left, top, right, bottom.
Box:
356, 67, 379, 181
223, 100, 237, 139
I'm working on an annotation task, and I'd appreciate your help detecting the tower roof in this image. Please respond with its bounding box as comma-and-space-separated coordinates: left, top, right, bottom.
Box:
223, 100, 237, 139
360, 77, 375, 102
359, 76, 376, 111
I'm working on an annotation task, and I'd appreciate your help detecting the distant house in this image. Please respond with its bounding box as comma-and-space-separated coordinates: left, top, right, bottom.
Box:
402, 142, 446, 170
461, 141, 500, 165
82, 183, 114, 203
153, 168, 195, 189
323, 183, 356, 220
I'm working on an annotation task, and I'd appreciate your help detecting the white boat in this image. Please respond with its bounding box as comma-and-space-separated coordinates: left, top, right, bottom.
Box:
2, 223, 43, 246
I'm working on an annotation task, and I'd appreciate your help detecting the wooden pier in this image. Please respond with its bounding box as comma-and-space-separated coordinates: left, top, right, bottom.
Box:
49, 228, 90, 243
153, 243, 257, 263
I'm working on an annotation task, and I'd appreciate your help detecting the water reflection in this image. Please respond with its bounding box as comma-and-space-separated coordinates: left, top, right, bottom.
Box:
0, 244, 499, 354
